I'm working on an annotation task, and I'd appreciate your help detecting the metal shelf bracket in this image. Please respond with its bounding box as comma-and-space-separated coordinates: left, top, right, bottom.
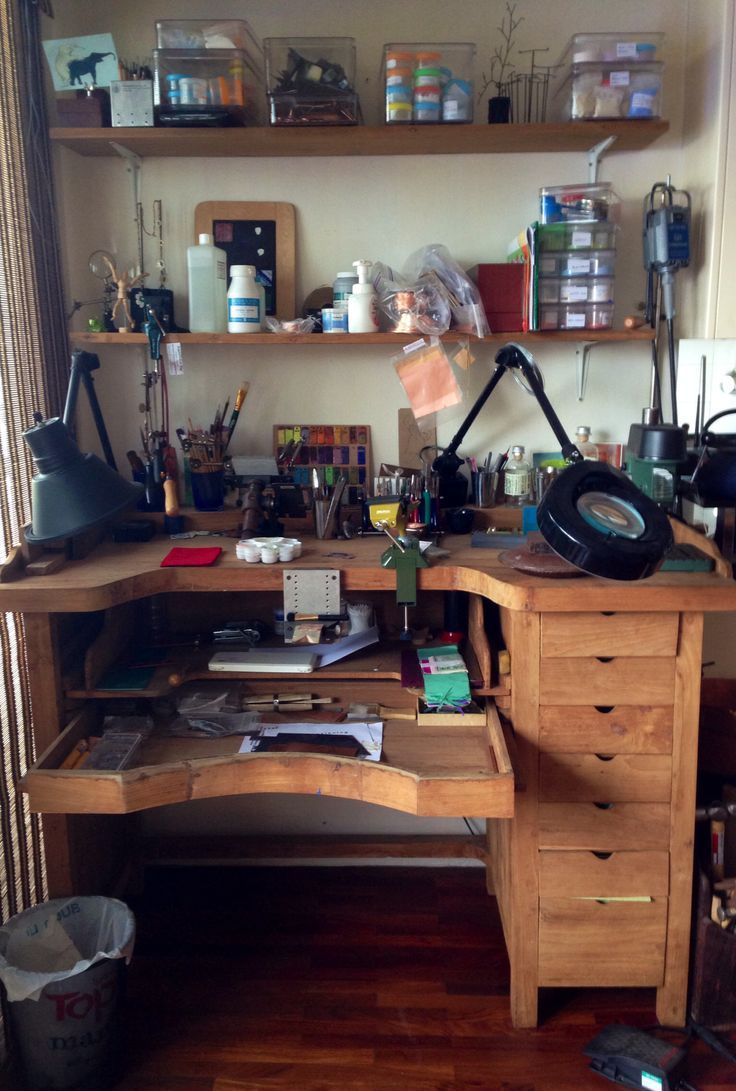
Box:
576, 341, 596, 401
588, 136, 616, 183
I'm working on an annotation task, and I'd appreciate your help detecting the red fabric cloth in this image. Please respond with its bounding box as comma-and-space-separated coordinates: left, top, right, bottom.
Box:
160, 546, 222, 567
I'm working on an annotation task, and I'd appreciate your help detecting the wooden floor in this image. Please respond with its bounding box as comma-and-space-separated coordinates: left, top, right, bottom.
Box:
5, 865, 736, 1090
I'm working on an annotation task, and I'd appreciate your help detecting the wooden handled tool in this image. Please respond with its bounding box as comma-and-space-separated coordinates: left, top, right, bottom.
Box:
242, 692, 333, 712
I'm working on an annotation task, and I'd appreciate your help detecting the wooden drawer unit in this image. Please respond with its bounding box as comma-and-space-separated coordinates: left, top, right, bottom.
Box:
538, 897, 668, 987
538, 802, 672, 851
539, 850, 669, 898
538, 705, 673, 754
541, 612, 679, 658
539, 752, 672, 802
539, 656, 676, 706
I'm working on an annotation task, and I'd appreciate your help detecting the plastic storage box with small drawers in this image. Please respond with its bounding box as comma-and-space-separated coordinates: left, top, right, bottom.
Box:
556, 31, 665, 120
265, 37, 359, 125
536, 218, 617, 331
383, 42, 475, 123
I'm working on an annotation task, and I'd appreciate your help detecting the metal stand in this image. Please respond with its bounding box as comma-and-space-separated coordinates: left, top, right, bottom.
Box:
63, 350, 117, 469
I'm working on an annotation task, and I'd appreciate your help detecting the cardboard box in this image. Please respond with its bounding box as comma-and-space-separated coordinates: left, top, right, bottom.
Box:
469, 263, 525, 332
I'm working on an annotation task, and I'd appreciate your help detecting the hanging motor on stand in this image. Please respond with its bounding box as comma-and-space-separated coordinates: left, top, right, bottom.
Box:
624, 178, 692, 512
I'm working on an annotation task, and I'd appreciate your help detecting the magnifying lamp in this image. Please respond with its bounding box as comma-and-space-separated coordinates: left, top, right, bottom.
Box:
432, 342, 673, 580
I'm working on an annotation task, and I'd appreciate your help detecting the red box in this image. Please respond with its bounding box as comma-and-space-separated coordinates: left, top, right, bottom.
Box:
469, 263, 525, 333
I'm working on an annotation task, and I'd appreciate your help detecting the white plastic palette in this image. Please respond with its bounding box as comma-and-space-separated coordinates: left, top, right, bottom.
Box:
236, 537, 302, 563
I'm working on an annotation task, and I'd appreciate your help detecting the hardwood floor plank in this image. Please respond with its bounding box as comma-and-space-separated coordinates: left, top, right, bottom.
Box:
5, 866, 731, 1091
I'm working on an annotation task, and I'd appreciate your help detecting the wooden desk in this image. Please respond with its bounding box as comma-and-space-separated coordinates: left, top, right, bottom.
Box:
2, 531, 735, 1028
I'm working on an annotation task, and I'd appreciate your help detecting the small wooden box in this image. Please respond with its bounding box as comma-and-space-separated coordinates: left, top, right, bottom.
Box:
56, 90, 111, 127
416, 698, 486, 727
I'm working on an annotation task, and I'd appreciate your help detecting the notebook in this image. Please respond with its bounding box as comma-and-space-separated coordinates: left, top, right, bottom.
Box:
207, 649, 318, 674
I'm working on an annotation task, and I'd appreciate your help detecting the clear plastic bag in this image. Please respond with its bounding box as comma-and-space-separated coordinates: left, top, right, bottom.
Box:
375, 245, 489, 338
264, 315, 318, 334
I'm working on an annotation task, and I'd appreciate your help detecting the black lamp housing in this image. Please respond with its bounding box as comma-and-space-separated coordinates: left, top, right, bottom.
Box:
23, 415, 142, 543
432, 342, 673, 580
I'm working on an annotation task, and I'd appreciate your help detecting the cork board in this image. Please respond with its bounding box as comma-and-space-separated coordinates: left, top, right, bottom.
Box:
194, 201, 296, 319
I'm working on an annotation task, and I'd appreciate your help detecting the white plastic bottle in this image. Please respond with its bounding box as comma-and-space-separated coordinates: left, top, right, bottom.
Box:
504, 445, 532, 506
575, 425, 599, 460
187, 233, 227, 333
227, 264, 262, 333
347, 259, 380, 333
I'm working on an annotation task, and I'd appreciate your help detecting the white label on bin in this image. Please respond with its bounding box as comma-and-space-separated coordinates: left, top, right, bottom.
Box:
610, 70, 631, 87
561, 284, 588, 302
571, 229, 592, 248
567, 257, 591, 275
616, 42, 638, 58
565, 311, 586, 328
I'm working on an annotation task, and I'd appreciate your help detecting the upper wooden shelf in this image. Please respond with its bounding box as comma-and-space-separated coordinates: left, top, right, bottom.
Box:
71, 328, 655, 347
50, 120, 669, 159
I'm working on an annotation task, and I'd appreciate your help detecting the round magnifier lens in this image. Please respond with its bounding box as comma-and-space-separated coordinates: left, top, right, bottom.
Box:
576, 490, 646, 540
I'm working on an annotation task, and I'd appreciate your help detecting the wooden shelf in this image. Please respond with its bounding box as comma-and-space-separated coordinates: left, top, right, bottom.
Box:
71, 328, 656, 347
50, 120, 669, 158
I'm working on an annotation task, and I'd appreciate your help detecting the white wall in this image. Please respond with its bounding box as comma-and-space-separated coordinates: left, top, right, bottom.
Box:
42, 1, 735, 841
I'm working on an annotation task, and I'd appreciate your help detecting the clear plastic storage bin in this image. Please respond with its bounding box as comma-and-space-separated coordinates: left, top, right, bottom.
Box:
155, 19, 262, 64
562, 61, 663, 120
265, 37, 359, 125
383, 42, 475, 123
537, 222, 617, 252
537, 276, 615, 305
153, 49, 263, 125
563, 32, 664, 65
537, 249, 617, 278
539, 182, 618, 223
539, 302, 614, 331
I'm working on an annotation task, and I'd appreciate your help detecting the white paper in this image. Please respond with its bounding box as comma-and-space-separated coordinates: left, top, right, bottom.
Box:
239, 721, 383, 761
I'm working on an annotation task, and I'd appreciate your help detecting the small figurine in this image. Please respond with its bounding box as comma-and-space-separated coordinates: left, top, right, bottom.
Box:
101, 255, 147, 331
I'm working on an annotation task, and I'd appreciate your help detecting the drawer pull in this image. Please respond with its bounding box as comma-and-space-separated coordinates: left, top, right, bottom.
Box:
601, 611, 616, 617
596, 657, 614, 664
594, 754, 615, 762
594, 706, 615, 714
592, 851, 612, 860
593, 802, 613, 809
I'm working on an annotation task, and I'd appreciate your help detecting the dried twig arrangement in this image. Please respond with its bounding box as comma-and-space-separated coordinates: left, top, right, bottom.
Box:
477, 1, 524, 102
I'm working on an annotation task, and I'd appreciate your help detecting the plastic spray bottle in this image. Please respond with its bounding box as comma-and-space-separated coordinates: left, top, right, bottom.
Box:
347, 259, 380, 333
187, 233, 227, 333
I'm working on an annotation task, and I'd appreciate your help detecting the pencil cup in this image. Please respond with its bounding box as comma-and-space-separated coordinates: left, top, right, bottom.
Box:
190, 465, 225, 511
472, 471, 497, 508
313, 498, 332, 538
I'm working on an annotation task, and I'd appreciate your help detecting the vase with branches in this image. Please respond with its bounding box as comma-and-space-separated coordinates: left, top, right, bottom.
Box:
478, 2, 524, 123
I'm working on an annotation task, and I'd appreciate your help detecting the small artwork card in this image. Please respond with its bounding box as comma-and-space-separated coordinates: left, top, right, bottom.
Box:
43, 33, 118, 91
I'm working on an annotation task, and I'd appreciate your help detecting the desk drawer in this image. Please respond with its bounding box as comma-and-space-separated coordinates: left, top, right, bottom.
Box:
538, 897, 667, 986
539, 706, 673, 754
541, 613, 679, 658
539, 850, 669, 897
538, 802, 671, 851
539, 752, 671, 802
539, 657, 676, 706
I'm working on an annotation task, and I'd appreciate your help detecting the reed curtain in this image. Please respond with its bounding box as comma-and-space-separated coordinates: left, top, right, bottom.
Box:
0, 0, 69, 931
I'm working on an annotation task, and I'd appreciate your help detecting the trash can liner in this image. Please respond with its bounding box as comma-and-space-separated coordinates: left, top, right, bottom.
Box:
0, 897, 135, 1002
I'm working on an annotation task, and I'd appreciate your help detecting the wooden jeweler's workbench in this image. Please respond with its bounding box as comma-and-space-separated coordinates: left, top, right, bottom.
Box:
2, 527, 735, 1028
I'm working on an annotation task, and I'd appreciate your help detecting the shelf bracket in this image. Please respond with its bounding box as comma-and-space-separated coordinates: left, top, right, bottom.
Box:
576, 341, 596, 401
110, 142, 144, 272
587, 136, 616, 183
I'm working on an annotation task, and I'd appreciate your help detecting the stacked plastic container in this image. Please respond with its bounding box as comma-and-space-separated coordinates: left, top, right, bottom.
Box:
153, 19, 264, 125
536, 183, 618, 331
383, 43, 475, 123
557, 32, 664, 120
264, 38, 359, 125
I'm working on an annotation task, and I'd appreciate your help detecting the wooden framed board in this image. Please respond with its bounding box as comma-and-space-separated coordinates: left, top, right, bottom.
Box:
194, 201, 296, 319
274, 423, 372, 495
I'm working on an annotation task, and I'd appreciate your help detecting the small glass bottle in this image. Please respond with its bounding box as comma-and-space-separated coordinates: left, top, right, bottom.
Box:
504, 445, 532, 506
575, 425, 599, 460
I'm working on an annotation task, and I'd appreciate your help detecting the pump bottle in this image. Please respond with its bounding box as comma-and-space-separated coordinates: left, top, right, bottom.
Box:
187, 233, 227, 333
347, 259, 380, 333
